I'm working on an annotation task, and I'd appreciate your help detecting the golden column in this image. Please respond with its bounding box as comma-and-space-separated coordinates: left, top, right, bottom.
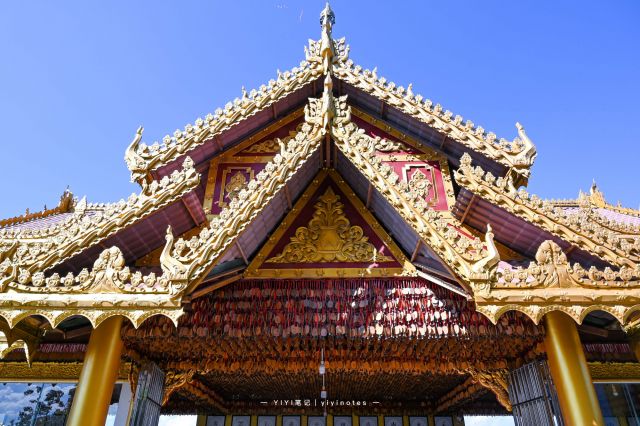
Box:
544, 311, 604, 426
67, 316, 124, 426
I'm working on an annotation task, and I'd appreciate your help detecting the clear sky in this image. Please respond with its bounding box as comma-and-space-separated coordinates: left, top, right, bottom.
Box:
0, 1, 638, 220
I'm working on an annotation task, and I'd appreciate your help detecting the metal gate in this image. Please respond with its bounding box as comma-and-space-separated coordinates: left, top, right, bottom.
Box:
129, 362, 165, 426
507, 360, 564, 426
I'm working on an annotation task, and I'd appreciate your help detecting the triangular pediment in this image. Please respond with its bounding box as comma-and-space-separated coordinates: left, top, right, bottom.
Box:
245, 170, 415, 278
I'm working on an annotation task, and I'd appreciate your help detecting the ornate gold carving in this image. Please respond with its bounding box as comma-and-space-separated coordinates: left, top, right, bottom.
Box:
162, 117, 326, 294
219, 168, 251, 208
549, 183, 640, 234
267, 187, 393, 264
125, 62, 322, 182
305, 4, 349, 74
0, 361, 130, 382
246, 170, 414, 278
242, 139, 280, 154
0, 157, 199, 289
0, 93, 327, 329
163, 368, 196, 405
588, 362, 640, 381
471, 225, 500, 277
202, 109, 304, 216
407, 169, 432, 198
455, 153, 639, 267
334, 62, 537, 181
124, 126, 148, 185
330, 105, 486, 283
319, 3, 336, 73
305, 74, 343, 133
468, 369, 512, 411
351, 108, 458, 209
470, 237, 640, 325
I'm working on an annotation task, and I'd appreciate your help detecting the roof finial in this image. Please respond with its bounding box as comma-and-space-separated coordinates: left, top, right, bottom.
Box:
320, 74, 336, 132
319, 3, 336, 74
588, 179, 606, 207
320, 2, 335, 31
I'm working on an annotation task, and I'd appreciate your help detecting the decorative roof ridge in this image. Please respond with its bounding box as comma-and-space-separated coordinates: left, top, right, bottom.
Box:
454, 153, 640, 268
0, 158, 197, 240
470, 235, 640, 326
125, 2, 536, 189
333, 61, 537, 181
586, 208, 640, 235
0, 239, 187, 330
0, 189, 75, 229
329, 100, 490, 284
602, 204, 640, 218
160, 111, 326, 295
124, 60, 323, 185
0, 50, 336, 330
547, 182, 640, 219
0, 157, 199, 278
124, 4, 355, 187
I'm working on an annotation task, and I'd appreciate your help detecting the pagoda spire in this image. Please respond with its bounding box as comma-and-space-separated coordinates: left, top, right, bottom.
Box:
319, 2, 336, 74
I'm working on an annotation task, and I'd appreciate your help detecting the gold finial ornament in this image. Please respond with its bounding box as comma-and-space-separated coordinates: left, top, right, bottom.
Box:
124, 125, 148, 185
319, 2, 336, 73
321, 74, 336, 131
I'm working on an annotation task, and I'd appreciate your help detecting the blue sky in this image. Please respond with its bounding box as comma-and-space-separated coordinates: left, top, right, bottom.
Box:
0, 0, 638, 219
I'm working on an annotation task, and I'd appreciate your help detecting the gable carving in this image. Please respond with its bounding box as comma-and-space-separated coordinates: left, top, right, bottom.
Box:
351, 110, 456, 212
266, 187, 393, 264
203, 111, 305, 217
246, 170, 414, 279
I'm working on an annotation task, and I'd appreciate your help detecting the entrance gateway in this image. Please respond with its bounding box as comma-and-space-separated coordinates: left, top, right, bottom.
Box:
1, 4, 639, 426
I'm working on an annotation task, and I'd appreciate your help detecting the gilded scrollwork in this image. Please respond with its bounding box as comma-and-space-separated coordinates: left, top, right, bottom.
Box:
470, 234, 640, 325
333, 62, 537, 181
468, 369, 512, 411
126, 60, 323, 182
0, 157, 199, 293
455, 153, 640, 268
266, 187, 393, 264
158, 115, 325, 294
162, 368, 196, 406
330, 103, 487, 281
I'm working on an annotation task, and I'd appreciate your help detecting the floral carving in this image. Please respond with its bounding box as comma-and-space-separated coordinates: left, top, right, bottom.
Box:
333, 62, 537, 180
267, 187, 393, 264
470, 238, 640, 326
154, 113, 326, 294
0, 157, 199, 293
455, 153, 639, 267
330, 104, 486, 282
407, 169, 432, 198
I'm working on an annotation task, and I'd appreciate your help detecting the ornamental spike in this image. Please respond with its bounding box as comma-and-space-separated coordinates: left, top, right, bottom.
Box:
319, 2, 336, 74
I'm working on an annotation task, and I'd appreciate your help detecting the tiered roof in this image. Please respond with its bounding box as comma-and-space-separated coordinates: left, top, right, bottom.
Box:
0, 4, 638, 411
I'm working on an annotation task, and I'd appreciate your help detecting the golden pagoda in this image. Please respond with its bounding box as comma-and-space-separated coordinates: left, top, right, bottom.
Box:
1, 4, 639, 426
